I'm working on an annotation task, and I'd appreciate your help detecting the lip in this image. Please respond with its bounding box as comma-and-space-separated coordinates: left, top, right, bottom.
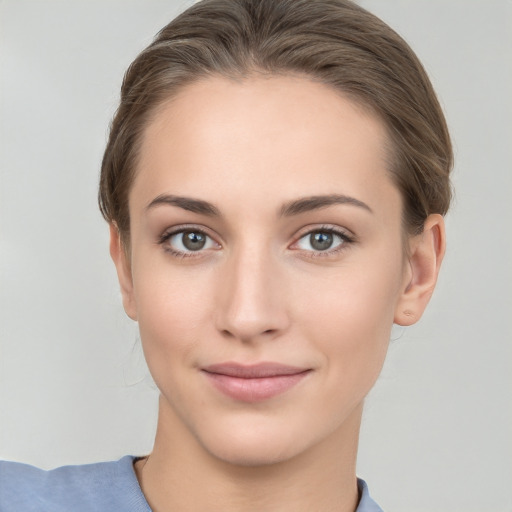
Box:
201, 362, 311, 402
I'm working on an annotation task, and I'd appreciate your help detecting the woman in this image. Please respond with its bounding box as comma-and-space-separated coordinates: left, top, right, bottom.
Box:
0, 0, 452, 510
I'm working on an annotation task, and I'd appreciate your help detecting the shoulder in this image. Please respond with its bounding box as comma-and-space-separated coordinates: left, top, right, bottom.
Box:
0, 455, 151, 512
356, 478, 384, 512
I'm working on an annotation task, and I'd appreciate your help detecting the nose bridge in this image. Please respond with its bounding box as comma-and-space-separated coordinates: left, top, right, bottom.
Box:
215, 237, 288, 342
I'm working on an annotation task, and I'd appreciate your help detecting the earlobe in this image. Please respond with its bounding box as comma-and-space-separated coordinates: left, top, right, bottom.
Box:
394, 214, 446, 326
109, 223, 138, 321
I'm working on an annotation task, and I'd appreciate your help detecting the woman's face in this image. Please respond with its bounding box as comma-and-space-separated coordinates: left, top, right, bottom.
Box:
118, 74, 411, 465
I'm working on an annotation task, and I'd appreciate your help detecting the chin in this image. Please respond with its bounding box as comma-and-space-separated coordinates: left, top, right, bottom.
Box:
193, 414, 319, 468
204, 436, 299, 468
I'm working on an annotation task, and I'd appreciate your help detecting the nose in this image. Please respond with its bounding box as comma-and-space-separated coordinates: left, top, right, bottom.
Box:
214, 242, 290, 343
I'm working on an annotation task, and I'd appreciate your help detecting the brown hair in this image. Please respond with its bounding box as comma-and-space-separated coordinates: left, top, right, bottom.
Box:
99, 0, 453, 243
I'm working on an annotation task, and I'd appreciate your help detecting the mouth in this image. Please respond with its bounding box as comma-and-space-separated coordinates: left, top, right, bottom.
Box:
201, 362, 312, 402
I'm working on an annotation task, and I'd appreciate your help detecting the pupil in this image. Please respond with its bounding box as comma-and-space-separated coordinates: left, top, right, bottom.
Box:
311, 232, 333, 251
183, 231, 206, 251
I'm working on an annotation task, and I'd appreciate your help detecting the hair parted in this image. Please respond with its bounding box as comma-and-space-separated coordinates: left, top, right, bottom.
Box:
99, 0, 453, 243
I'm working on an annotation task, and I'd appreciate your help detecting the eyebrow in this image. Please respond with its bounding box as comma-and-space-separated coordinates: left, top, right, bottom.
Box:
145, 193, 372, 217
279, 194, 373, 216
146, 194, 221, 216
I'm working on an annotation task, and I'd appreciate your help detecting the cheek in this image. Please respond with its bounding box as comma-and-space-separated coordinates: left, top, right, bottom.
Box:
132, 259, 217, 367
295, 260, 402, 389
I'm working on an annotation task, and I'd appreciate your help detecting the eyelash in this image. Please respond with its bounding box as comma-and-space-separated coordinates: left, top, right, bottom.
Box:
157, 224, 355, 260
293, 225, 355, 259
157, 225, 217, 259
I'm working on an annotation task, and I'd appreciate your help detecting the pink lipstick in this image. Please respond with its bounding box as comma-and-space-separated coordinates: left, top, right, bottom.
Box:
201, 362, 311, 402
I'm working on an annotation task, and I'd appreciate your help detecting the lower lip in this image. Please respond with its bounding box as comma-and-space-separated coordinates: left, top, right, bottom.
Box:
203, 371, 310, 402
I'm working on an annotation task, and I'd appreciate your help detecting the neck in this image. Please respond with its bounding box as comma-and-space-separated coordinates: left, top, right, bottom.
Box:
135, 396, 362, 512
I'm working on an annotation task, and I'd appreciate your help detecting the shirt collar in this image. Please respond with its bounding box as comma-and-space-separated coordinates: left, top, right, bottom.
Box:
356, 478, 384, 512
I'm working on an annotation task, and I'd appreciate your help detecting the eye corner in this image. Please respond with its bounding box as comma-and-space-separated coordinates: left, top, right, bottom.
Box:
289, 225, 356, 258
157, 224, 221, 259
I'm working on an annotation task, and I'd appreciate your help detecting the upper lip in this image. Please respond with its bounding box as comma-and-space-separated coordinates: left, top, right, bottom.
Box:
202, 362, 310, 378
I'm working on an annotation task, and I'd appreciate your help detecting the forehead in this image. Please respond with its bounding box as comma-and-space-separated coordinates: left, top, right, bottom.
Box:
131, 74, 400, 220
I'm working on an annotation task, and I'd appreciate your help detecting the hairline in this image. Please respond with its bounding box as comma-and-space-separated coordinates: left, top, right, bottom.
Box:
118, 69, 415, 262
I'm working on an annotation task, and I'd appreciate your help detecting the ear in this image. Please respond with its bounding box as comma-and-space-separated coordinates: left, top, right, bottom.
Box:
394, 214, 446, 326
109, 223, 138, 321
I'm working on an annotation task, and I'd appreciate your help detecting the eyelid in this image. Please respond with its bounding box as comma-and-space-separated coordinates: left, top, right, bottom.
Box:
158, 224, 222, 257
289, 224, 356, 257
157, 223, 355, 259
291, 224, 355, 243
158, 223, 219, 242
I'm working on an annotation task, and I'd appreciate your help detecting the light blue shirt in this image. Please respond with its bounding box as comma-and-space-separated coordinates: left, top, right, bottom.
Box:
0, 455, 383, 511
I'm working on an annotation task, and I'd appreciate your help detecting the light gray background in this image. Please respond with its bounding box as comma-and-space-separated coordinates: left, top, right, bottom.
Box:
1, 1, 510, 511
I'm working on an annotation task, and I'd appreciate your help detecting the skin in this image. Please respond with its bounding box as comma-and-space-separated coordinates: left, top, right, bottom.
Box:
110, 74, 445, 512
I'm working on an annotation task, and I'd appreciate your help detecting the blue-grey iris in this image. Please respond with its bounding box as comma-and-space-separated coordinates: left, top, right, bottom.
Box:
311, 232, 333, 251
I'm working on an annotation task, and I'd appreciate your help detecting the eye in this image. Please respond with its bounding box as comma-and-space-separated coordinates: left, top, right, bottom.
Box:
159, 228, 219, 256
293, 227, 353, 255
